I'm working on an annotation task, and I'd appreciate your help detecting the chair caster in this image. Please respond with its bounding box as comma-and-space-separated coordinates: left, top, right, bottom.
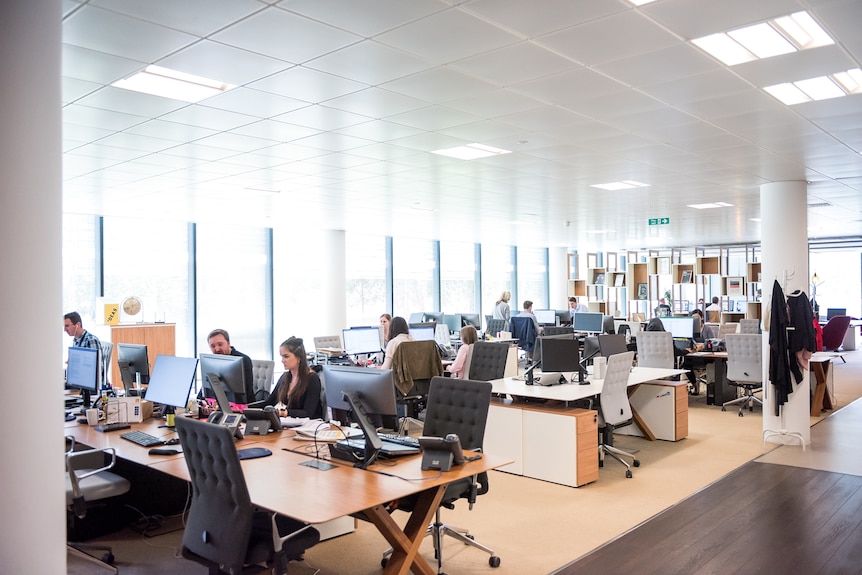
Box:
721, 406, 727, 411
738, 411, 744, 417
490, 555, 501, 568
101, 553, 115, 565
626, 470, 633, 478
381, 558, 387, 568
633, 459, 640, 467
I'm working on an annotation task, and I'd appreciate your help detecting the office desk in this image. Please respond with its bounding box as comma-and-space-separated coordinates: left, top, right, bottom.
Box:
486, 367, 685, 487
810, 352, 841, 416
686, 351, 737, 406
67, 418, 509, 575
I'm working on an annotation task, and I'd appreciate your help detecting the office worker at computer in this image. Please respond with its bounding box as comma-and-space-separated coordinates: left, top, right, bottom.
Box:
380, 316, 413, 370
492, 290, 511, 323
569, 297, 589, 316
64, 311, 106, 388
654, 297, 672, 317
520, 300, 543, 334
446, 325, 478, 378
206, 328, 255, 404
380, 313, 392, 345
262, 337, 322, 419
691, 309, 716, 340
705, 296, 721, 323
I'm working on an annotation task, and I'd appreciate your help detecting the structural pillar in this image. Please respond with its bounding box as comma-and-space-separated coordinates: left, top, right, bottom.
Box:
549, 247, 568, 310
0, 0, 66, 571
760, 181, 810, 446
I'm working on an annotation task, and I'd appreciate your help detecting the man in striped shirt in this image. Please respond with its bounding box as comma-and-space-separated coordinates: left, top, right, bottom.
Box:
64, 311, 105, 387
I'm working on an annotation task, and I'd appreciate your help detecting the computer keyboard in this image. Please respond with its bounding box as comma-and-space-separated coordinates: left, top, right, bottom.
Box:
93, 422, 132, 433
120, 430, 165, 447
378, 433, 421, 448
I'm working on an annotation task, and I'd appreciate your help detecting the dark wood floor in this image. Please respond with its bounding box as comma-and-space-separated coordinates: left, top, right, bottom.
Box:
554, 461, 862, 575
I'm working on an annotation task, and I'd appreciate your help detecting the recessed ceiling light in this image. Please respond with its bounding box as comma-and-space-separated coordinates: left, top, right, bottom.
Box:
765, 68, 862, 105
431, 143, 512, 160
112, 65, 235, 102
627, 0, 658, 5
688, 202, 734, 209
750, 218, 762, 222
693, 11, 833, 66
590, 180, 650, 191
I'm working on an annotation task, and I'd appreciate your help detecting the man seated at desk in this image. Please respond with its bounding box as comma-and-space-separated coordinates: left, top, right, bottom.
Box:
202, 328, 255, 404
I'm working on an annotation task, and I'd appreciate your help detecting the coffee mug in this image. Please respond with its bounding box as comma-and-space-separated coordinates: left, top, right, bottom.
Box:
85, 408, 102, 425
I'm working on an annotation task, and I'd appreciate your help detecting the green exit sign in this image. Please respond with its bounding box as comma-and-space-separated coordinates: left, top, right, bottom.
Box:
649, 217, 670, 225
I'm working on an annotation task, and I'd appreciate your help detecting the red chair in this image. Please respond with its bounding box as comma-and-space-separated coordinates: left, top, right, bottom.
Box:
821, 315, 852, 361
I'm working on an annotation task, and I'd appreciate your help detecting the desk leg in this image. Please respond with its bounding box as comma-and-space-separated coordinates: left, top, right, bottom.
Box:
810, 361, 833, 416
627, 385, 657, 441
365, 486, 444, 575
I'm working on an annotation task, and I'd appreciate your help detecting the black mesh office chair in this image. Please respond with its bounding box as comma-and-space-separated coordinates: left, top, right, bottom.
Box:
382, 376, 499, 573
486, 318, 508, 336
175, 417, 319, 575
467, 341, 510, 381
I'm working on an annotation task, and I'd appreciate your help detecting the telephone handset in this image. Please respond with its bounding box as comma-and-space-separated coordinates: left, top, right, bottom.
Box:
243, 405, 282, 435
207, 411, 243, 440
419, 433, 465, 471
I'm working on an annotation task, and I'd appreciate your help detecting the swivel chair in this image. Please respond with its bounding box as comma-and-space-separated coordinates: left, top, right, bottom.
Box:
722, 334, 763, 416
175, 417, 320, 575
738, 318, 760, 334
486, 318, 507, 336
66, 437, 131, 574
509, 316, 538, 361
390, 340, 444, 433
467, 341, 510, 381
718, 322, 739, 338
381, 376, 500, 573
597, 351, 639, 478
635, 331, 674, 369
250, 359, 275, 403
822, 315, 852, 361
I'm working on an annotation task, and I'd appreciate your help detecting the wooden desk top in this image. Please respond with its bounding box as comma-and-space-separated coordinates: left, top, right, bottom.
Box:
65, 418, 181, 467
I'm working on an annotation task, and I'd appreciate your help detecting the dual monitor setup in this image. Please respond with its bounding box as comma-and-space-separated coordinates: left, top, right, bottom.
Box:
526, 332, 631, 386
409, 312, 480, 334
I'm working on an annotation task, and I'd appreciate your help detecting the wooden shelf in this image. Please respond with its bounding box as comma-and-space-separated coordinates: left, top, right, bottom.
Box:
696, 256, 721, 275
672, 263, 694, 284
587, 267, 607, 286
747, 262, 762, 283
568, 279, 586, 297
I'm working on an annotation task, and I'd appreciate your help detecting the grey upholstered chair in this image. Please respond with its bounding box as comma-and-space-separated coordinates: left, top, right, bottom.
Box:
718, 322, 739, 338
250, 358, 274, 402
722, 334, 763, 416
66, 436, 131, 573
313, 334, 343, 352
597, 351, 639, 478
486, 318, 508, 336
738, 318, 760, 334
635, 331, 674, 369
176, 417, 319, 574
467, 341, 510, 381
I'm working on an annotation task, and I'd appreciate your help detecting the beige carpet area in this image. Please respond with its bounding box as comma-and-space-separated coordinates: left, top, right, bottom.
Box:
69, 351, 861, 575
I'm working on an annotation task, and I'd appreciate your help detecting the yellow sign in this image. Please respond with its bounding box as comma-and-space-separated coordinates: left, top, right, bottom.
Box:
104, 303, 119, 325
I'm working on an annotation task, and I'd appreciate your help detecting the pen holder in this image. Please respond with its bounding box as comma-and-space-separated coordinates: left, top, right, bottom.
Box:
593, 356, 606, 379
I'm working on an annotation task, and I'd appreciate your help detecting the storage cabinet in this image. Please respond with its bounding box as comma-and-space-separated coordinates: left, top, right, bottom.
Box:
109, 323, 176, 389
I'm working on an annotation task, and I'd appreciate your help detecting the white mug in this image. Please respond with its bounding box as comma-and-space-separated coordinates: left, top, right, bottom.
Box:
85, 408, 102, 425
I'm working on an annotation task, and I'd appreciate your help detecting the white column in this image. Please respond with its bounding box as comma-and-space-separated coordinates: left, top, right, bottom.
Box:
760, 181, 810, 446
320, 229, 347, 335
0, 0, 65, 571
548, 247, 568, 310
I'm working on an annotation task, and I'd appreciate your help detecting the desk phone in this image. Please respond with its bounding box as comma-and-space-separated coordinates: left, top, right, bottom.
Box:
206, 411, 243, 439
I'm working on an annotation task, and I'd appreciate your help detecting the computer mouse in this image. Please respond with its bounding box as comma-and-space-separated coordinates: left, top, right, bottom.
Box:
149, 448, 180, 456
164, 437, 180, 445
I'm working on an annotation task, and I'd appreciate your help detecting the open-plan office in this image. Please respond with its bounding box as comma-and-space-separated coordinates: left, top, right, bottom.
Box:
3, 1, 861, 573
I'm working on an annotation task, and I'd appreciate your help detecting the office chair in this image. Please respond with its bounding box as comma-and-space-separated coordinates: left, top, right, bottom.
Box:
635, 331, 674, 369
718, 322, 739, 338
597, 351, 639, 478
100, 340, 113, 389
65, 436, 131, 574
250, 359, 275, 403
381, 376, 499, 573
467, 341, 510, 381
722, 334, 764, 416
486, 318, 508, 336
738, 318, 760, 334
822, 315, 852, 361
542, 325, 573, 336
509, 316, 538, 361
390, 340, 444, 434
175, 417, 320, 575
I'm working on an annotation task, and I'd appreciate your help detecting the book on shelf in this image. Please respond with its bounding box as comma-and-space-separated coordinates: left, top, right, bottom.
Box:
680, 270, 692, 284
614, 274, 624, 287
637, 283, 648, 300
594, 273, 605, 285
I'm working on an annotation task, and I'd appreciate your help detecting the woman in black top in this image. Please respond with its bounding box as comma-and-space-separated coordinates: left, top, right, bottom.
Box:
263, 336, 322, 419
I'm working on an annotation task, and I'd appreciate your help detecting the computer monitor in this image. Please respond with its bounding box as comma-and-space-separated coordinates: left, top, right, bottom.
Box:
322, 365, 397, 468
67, 346, 99, 409
827, 308, 846, 320
143, 355, 199, 414
538, 337, 581, 372
199, 353, 248, 405
660, 317, 694, 339
342, 326, 383, 355
422, 311, 444, 324
602, 315, 615, 334
460, 313, 481, 330
116, 343, 150, 395
534, 309, 557, 326
408, 312, 424, 324
572, 312, 604, 333
555, 309, 572, 325
409, 323, 436, 341
442, 314, 462, 334
598, 334, 628, 357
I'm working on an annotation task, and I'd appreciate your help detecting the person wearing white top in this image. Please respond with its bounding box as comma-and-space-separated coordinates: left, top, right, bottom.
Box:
380, 316, 413, 370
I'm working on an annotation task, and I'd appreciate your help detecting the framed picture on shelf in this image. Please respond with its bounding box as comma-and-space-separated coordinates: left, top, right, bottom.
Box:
637, 283, 648, 300
614, 274, 625, 287
727, 277, 744, 296
594, 272, 605, 285
680, 270, 693, 284
658, 257, 670, 275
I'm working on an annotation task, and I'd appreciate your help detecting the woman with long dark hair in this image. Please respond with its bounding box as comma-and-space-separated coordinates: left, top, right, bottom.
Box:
262, 336, 322, 419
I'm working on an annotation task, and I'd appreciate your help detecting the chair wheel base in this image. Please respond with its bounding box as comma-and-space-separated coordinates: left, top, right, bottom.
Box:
490, 555, 501, 567
626, 470, 633, 478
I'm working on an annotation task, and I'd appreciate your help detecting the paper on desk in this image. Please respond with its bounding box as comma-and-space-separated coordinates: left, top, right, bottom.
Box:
293, 420, 363, 440
280, 416, 310, 428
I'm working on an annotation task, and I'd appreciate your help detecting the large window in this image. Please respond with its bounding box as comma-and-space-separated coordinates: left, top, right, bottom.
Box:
517, 246, 548, 310
481, 244, 515, 320
102, 217, 193, 356
440, 241, 477, 315
345, 233, 387, 327
393, 237, 436, 319
810, 249, 862, 319
196, 224, 270, 360
62, 214, 98, 327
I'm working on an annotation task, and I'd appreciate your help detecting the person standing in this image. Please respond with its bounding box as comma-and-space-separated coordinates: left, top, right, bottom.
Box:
493, 291, 511, 325
206, 328, 255, 404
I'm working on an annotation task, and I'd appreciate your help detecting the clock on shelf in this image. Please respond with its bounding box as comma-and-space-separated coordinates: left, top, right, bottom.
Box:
121, 296, 143, 322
